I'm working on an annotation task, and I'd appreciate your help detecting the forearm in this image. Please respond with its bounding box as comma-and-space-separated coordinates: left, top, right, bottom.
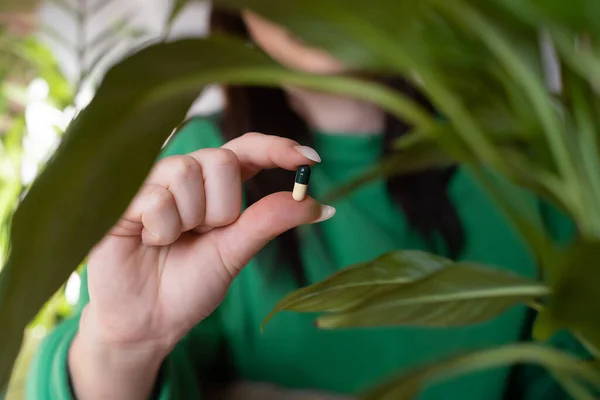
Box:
68, 309, 167, 400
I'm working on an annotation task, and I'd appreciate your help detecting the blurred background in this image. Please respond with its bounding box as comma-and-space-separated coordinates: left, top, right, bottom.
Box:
0, 1, 220, 397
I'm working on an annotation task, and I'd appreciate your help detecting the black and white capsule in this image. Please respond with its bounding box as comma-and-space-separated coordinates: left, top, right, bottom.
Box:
293, 165, 311, 201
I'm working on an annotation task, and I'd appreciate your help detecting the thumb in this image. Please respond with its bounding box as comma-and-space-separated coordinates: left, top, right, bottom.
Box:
214, 192, 336, 274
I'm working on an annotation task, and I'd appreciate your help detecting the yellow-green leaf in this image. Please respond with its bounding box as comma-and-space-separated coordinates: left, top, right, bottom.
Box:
316, 264, 549, 329
263, 251, 453, 329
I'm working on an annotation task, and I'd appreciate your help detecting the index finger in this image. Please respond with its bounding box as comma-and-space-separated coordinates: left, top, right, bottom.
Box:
220, 132, 321, 181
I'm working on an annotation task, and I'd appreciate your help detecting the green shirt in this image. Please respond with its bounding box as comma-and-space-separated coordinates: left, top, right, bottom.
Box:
27, 116, 587, 399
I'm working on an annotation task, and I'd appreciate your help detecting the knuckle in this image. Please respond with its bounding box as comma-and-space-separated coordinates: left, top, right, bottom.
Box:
147, 229, 175, 246
168, 155, 201, 179
146, 185, 174, 210
209, 148, 239, 168
240, 131, 264, 140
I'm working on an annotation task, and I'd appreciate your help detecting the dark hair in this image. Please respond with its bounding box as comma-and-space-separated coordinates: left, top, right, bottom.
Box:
210, 9, 465, 285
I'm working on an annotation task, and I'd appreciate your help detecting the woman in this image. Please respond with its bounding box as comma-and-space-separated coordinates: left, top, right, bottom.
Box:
27, 8, 587, 400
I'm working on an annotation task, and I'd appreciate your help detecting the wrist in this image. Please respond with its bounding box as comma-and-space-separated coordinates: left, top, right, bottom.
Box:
71, 327, 167, 375
79, 303, 175, 357
69, 311, 168, 400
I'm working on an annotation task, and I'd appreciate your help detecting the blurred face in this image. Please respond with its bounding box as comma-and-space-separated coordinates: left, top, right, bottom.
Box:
242, 11, 345, 74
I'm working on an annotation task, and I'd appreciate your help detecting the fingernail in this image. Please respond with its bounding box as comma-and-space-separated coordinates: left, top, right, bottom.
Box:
294, 145, 321, 163
312, 205, 336, 224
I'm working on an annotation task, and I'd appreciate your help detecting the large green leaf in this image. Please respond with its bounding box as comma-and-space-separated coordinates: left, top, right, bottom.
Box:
362, 344, 600, 400
263, 251, 453, 329
0, 35, 428, 391
547, 241, 600, 357
316, 263, 548, 329
264, 249, 548, 330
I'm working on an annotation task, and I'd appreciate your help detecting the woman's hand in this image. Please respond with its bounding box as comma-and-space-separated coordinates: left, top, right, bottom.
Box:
68, 132, 334, 400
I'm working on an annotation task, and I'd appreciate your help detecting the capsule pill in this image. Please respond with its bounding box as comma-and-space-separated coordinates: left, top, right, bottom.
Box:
293, 165, 311, 201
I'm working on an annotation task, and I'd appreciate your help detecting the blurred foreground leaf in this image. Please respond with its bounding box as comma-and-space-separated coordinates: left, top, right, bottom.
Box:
263, 251, 453, 329
362, 344, 600, 400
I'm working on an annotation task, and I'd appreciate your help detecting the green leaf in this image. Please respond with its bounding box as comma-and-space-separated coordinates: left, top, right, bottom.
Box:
0, 35, 432, 391
217, 0, 505, 168
361, 344, 600, 400
434, 0, 578, 192
264, 249, 548, 331
547, 241, 600, 357
532, 308, 559, 342
262, 251, 453, 329
324, 136, 455, 202
316, 263, 548, 329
